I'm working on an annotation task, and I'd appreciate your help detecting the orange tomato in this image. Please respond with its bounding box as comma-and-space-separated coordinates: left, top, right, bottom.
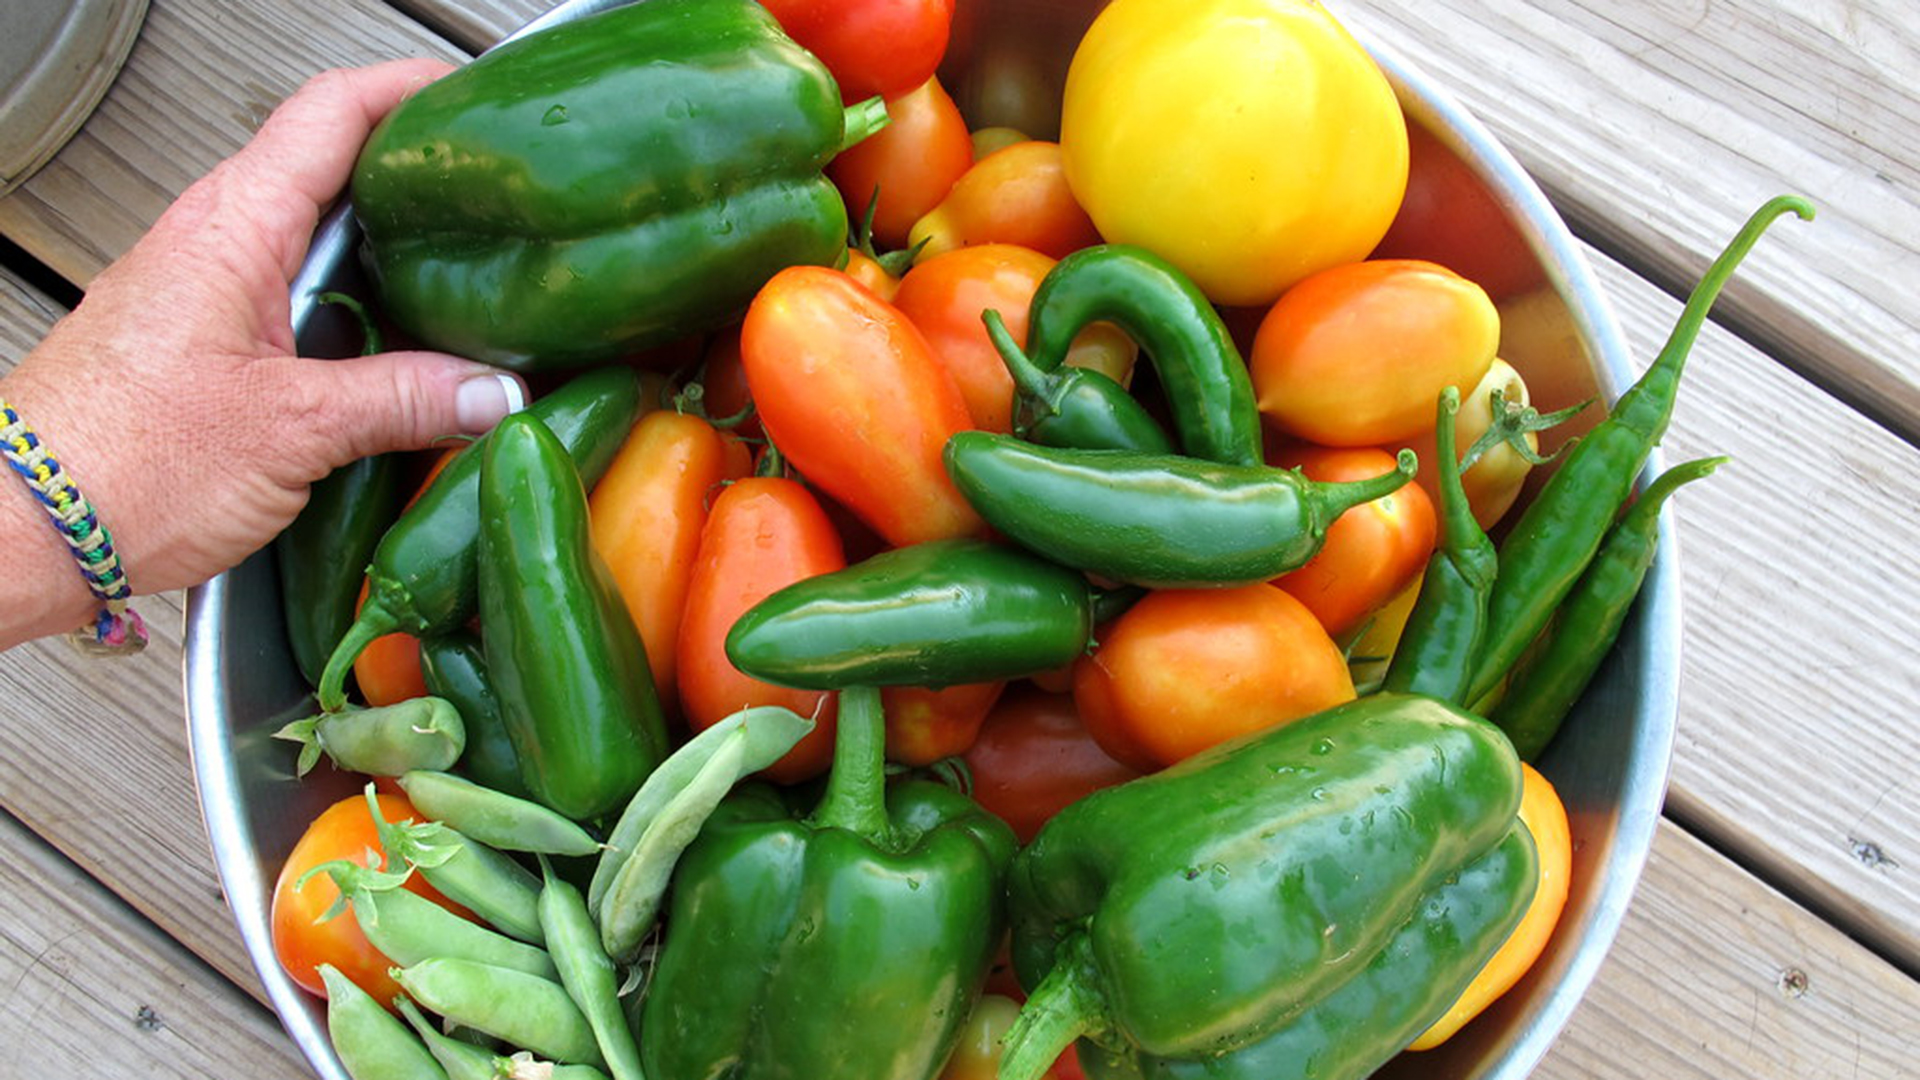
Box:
882, 680, 1008, 766
891, 243, 1058, 433
1410, 762, 1572, 1049
1270, 443, 1438, 639
908, 141, 1103, 262
844, 247, 905, 302
1072, 584, 1355, 770
352, 579, 427, 707
270, 791, 468, 1004
828, 76, 974, 249
1250, 259, 1499, 447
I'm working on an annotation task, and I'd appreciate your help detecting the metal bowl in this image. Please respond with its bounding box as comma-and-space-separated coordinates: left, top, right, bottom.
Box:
185, 2, 1678, 1078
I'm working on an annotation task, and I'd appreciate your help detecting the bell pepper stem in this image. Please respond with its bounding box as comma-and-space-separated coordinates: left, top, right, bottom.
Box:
810, 685, 891, 843
998, 933, 1107, 1080
839, 96, 891, 153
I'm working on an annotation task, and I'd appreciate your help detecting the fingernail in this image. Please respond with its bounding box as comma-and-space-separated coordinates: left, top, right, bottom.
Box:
456, 372, 526, 433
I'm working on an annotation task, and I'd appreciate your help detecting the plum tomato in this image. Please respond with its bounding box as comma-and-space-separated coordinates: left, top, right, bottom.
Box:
828, 76, 974, 250
1270, 443, 1438, 640
961, 685, 1140, 844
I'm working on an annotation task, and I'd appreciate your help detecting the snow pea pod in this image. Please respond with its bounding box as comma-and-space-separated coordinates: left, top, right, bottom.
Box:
275, 697, 465, 779
397, 770, 602, 858
319, 963, 446, 1080
300, 857, 558, 982
394, 958, 605, 1070
537, 858, 644, 1080
367, 786, 545, 944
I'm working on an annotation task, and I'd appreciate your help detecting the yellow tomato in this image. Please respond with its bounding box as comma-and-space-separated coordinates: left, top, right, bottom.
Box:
1400, 358, 1540, 529
1059, 0, 1408, 306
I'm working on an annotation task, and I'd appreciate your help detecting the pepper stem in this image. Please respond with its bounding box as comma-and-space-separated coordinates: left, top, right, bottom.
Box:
997, 933, 1107, 1080
315, 601, 396, 713
1311, 447, 1419, 524
809, 685, 891, 844
984, 309, 1062, 424
839, 96, 891, 153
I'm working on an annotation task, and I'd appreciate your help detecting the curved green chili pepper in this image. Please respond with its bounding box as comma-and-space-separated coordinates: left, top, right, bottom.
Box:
1492, 455, 1728, 760
985, 309, 1175, 456
319, 964, 446, 1080
944, 431, 1416, 588
1382, 387, 1498, 705
725, 537, 1097, 689
317, 366, 643, 713
477, 412, 668, 823
1013, 244, 1263, 466
1468, 195, 1812, 702
419, 631, 529, 799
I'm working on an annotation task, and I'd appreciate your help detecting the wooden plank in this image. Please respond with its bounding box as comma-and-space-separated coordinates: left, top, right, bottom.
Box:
0, 810, 311, 1080
0, 0, 471, 287
1533, 821, 1920, 1079
0, 270, 263, 992
1336, 0, 1920, 441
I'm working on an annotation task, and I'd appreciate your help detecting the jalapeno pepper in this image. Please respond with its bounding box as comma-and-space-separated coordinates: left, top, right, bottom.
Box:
315, 366, 642, 713
637, 684, 1015, 1080
352, 0, 888, 371
476, 413, 668, 823
418, 629, 528, 800
943, 431, 1416, 588
985, 309, 1174, 456
725, 537, 1097, 690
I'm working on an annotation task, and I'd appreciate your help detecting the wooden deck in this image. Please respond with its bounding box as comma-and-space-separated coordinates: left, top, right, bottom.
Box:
2, 1, 1916, 1076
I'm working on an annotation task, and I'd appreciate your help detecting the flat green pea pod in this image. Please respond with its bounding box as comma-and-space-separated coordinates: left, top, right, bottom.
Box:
367, 785, 546, 943
276, 697, 466, 779
1491, 456, 1728, 760
985, 309, 1174, 456
352, 0, 887, 372
395, 957, 606, 1070
318, 963, 447, 1080
398, 997, 506, 1080
588, 705, 816, 959
1066, 822, 1539, 1080
945, 432, 1416, 588
398, 770, 602, 857
727, 538, 1097, 689
299, 857, 558, 982
997, 692, 1524, 1079
537, 859, 644, 1080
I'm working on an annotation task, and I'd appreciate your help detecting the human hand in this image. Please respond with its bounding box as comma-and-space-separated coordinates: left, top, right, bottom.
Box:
1, 58, 526, 647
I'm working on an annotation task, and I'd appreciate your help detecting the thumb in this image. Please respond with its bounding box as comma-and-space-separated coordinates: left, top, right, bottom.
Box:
280, 350, 529, 470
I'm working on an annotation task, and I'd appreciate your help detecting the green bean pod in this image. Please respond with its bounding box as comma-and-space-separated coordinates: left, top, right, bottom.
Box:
945, 432, 1416, 588
397, 770, 602, 857
367, 787, 545, 944
420, 630, 529, 799
394, 958, 605, 1070
1491, 456, 1728, 760
300, 858, 558, 982
318, 963, 447, 1080
985, 309, 1175, 456
1468, 195, 1811, 702
537, 859, 645, 1080
275, 697, 466, 779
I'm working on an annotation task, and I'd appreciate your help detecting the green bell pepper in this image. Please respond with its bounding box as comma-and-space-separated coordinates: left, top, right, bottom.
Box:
351, 0, 889, 372
997, 692, 1526, 1080
638, 685, 1016, 1080
477, 413, 668, 823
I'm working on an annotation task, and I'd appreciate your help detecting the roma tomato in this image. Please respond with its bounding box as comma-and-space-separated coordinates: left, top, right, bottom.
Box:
907, 141, 1103, 262
677, 475, 844, 783
741, 265, 986, 547
828, 76, 974, 249
270, 791, 468, 1003
892, 243, 1058, 434
1060, 0, 1408, 305
1270, 443, 1437, 639
844, 247, 905, 302
1073, 584, 1355, 770
1251, 258, 1500, 447
883, 681, 1008, 766
961, 685, 1140, 844
757, 0, 954, 103
694, 326, 762, 439
589, 410, 754, 713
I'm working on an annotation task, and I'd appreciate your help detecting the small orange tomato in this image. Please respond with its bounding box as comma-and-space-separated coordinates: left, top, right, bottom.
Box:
1399, 357, 1539, 530
881, 681, 1008, 766
353, 579, 427, 707
844, 247, 904, 302
1072, 584, 1355, 770
891, 243, 1059, 433
1270, 443, 1438, 640
1250, 259, 1499, 447
908, 140, 1103, 262
828, 76, 974, 249
1410, 762, 1572, 1049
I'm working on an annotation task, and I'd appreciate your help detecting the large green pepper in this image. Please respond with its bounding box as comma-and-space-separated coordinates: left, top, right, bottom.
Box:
315, 366, 641, 712
725, 538, 1096, 690
638, 685, 1015, 1080
996, 692, 1526, 1080
351, 0, 888, 372
476, 413, 668, 823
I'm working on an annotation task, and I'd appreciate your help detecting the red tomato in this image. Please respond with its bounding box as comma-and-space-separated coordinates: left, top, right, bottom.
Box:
891, 243, 1058, 433
589, 410, 754, 714
1269, 443, 1438, 639
270, 792, 469, 1004
1073, 584, 1355, 770
1250, 259, 1499, 447
1371, 123, 1544, 303
829, 76, 974, 249
758, 0, 954, 103
882, 681, 1008, 766
961, 686, 1140, 844
741, 265, 986, 547
908, 141, 1103, 262
677, 476, 845, 783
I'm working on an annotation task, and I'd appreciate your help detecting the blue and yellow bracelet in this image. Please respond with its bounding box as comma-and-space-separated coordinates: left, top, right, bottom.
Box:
1, 398, 147, 653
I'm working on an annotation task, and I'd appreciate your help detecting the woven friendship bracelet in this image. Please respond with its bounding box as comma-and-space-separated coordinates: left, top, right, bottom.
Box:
0, 398, 147, 654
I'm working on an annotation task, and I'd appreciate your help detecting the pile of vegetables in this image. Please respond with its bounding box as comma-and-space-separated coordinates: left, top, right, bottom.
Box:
265, 2, 1812, 1079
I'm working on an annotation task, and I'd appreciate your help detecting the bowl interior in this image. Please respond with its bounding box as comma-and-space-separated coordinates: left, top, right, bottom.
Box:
186, 3, 1678, 1078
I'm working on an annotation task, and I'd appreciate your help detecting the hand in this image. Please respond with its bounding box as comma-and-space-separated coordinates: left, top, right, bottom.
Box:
1, 59, 526, 648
